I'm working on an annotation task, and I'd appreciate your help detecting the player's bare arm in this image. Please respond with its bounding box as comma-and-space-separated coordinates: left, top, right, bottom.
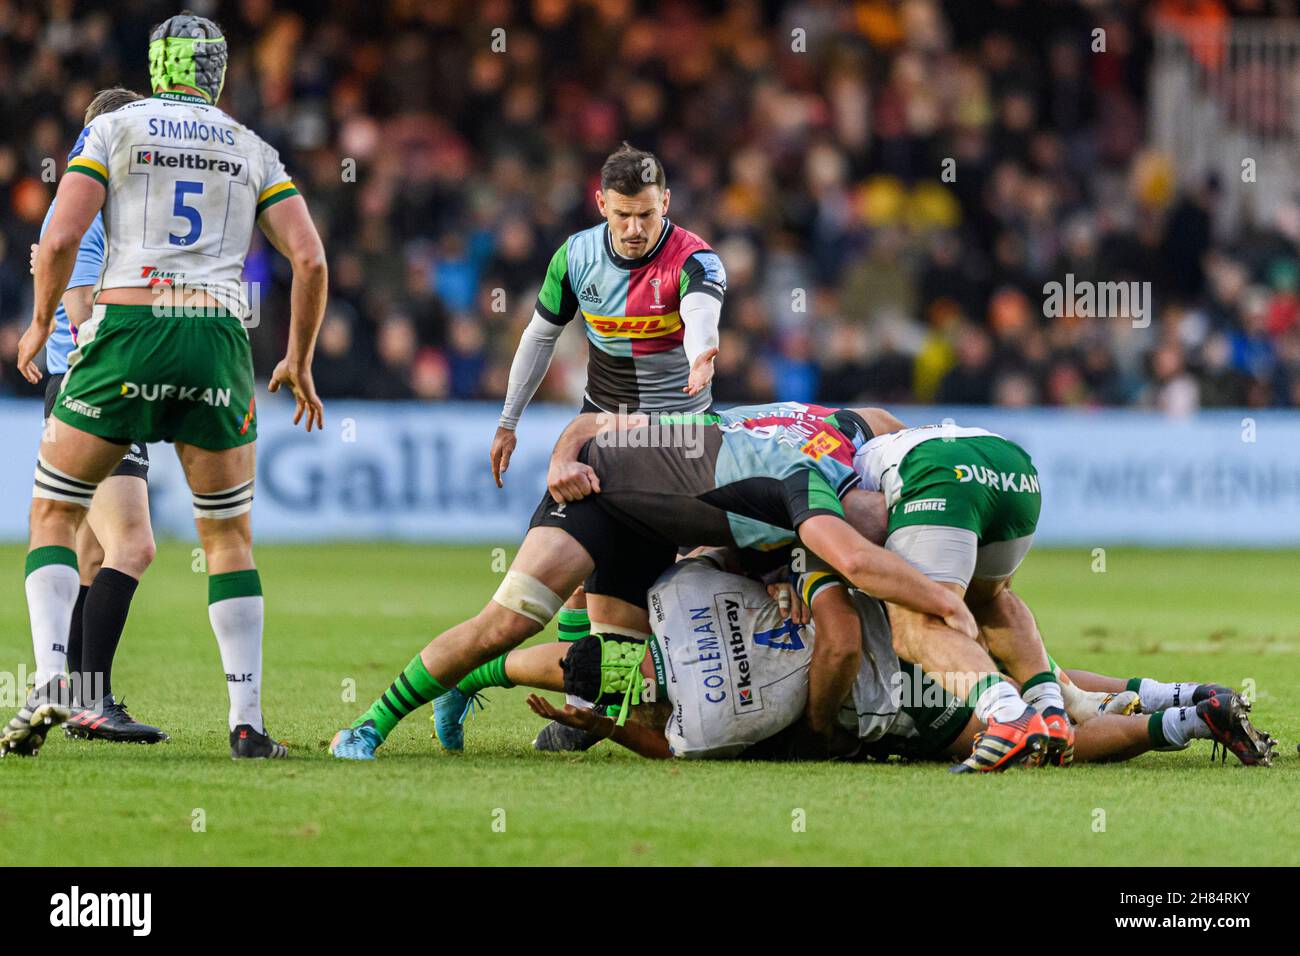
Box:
802, 582, 862, 737
259, 194, 328, 432
525, 694, 672, 759
18, 173, 104, 383
545, 410, 649, 501
797, 513, 978, 639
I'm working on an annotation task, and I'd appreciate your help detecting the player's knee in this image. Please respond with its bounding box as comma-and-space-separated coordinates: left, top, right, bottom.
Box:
30, 494, 86, 533
475, 603, 542, 656
105, 529, 156, 577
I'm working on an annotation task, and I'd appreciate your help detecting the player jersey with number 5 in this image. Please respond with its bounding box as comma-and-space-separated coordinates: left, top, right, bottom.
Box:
65, 91, 299, 319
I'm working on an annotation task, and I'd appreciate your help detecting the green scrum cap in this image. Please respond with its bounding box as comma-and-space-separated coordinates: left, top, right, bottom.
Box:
148, 12, 228, 104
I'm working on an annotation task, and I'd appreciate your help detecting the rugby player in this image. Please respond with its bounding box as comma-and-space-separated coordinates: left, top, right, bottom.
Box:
3, 13, 326, 759
483, 142, 727, 750
331, 404, 974, 760
26, 88, 166, 745
508, 554, 1275, 768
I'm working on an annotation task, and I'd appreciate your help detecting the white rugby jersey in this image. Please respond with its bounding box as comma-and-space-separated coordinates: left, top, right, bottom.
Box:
66, 92, 299, 319
647, 557, 900, 758
853, 424, 998, 506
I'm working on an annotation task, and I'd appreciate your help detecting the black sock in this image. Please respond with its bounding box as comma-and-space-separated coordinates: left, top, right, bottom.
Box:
67, 584, 90, 693
81, 568, 140, 705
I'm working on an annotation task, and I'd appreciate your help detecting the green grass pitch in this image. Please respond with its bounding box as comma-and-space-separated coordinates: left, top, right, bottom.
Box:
1, 542, 1296, 866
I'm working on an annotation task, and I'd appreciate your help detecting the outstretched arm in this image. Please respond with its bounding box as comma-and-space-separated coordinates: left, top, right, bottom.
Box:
525, 694, 672, 759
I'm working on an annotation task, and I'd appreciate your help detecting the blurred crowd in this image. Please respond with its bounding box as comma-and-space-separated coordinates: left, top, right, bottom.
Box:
3, 0, 1300, 412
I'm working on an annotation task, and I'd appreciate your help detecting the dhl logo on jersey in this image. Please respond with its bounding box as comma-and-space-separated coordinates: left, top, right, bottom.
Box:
583, 311, 682, 338
800, 430, 843, 460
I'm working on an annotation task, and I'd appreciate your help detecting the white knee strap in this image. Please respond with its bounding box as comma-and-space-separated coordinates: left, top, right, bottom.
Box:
193, 480, 254, 519
492, 571, 563, 626
33, 455, 99, 508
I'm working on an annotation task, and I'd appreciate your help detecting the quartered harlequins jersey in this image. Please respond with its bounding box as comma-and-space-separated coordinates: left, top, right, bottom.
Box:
535, 220, 726, 412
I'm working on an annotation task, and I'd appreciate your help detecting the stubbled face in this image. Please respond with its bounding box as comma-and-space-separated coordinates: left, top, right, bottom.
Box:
596, 185, 670, 259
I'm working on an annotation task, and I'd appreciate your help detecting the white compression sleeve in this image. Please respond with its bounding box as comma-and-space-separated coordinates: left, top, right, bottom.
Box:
681, 291, 721, 368
499, 311, 565, 430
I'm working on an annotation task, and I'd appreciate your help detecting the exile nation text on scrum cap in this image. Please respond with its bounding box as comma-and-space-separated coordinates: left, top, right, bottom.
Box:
148, 12, 228, 104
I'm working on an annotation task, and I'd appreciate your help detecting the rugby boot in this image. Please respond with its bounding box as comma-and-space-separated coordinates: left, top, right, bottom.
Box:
1040, 705, 1076, 767
0, 675, 73, 758
1198, 693, 1275, 767
950, 707, 1049, 774
230, 723, 288, 759
64, 695, 168, 743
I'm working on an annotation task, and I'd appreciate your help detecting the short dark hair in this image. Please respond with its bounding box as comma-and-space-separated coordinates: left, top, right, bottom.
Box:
85, 87, 142, 124
600, 142, 666, 195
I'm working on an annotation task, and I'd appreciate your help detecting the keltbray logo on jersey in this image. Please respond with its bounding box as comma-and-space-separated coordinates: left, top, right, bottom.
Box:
953, 464, 1040, 493
578, 282, 601, 304
132, 147, 243, 178
722, 596, 757, 712
119, 382, 231, 406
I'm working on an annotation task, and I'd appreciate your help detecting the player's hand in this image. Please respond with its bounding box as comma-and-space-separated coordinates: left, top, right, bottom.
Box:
942, 599, 979, 641
684, 346, 718, 396
526, 694, 604, 734
269, 359, 324, 432
16, 321, 53, 384
490, 426, 517, 488
767, 582, 810, 625
29, 243, 39, 276
547, 459, 600, 502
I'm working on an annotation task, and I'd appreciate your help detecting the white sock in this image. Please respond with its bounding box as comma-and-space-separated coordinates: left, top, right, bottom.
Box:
210, 594, 264, 733
1160, 706, 1211, 749
974, 679, 1028, 724
1140, 679, 1200, 712
26, 557, 80, 685
1022, 678, 1065, 713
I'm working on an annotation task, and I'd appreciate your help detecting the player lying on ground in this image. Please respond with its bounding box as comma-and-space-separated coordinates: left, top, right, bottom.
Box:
330, 403, 979, 760
3, 13, 326, 759
488, 143, 727, 749
541, 403, 1076, 772
441, 552, 1275, 767
27, 87, 166, 744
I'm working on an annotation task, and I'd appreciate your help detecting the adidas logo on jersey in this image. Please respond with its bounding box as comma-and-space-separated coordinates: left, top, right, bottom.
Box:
578, 282, 601, 304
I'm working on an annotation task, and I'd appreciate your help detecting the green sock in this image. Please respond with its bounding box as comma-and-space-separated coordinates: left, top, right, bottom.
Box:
1126, 677, 1144, 694
1147, 711, 1170, 749
557, 606, 590, 642
355, 654, 449, 740
457, 653, 514, 695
